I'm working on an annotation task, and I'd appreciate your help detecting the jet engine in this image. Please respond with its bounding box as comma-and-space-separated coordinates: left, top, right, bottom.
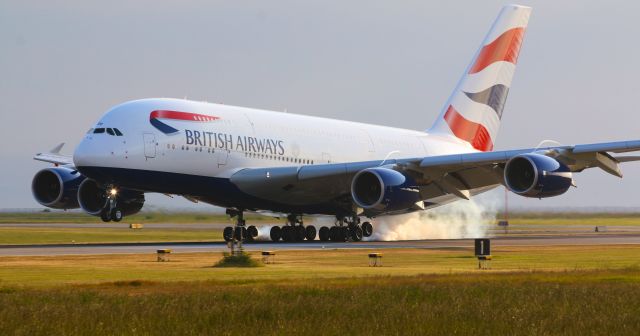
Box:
31, 167, 85, 209
77, 179, 145, 216
351, 167, 421, 213
504, 153, 573, 198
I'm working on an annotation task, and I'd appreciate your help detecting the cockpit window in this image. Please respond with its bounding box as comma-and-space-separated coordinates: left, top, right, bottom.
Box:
106, 128, 115, 136
86, 128, 94, 134
94, 128, 105, 134
113, 128, 123, 136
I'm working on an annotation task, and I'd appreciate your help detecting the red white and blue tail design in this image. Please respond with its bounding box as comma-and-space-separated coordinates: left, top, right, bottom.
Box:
429, 4, 531, 151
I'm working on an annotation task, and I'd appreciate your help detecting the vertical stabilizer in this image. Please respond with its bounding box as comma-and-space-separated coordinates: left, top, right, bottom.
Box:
429, 5, 531, 151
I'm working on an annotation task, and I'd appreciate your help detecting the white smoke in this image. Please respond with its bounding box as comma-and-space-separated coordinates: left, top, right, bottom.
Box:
255, 225, 275, 241
366, 196, 498, 241
249, 191, 499, 242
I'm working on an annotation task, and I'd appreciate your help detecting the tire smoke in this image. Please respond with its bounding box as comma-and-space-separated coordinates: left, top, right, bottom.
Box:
365, 197, 498, 241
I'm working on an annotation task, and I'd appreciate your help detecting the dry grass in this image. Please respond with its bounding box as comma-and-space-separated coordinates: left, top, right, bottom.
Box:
0, 270, 639, 335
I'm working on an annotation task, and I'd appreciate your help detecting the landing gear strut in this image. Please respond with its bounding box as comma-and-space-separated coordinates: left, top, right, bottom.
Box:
100, 186, 123, 223
269, 214, 317, 242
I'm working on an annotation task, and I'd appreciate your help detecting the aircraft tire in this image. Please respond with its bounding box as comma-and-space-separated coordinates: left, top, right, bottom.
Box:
223, 227, 233, 242
328, 226, 338, 241
100, 209, 111, 222
270, 226, 282, 241
305, 225, 317, 241
111, 208, 123, 222
295, 226, 306, 241
248, 225, 259, 238
281, 226, 292, 242
319, 226, 330, 241
340, 227, 350, 242
351, 226, 363, 242
362, 222, 373, 237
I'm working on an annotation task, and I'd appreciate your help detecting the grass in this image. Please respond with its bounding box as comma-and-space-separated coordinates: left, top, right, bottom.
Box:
0, 269, 639, 335
0, 226, 223, 245
0, 245, 639, 287
0, 211, 276, 224
499, 212, 640, 226
0, 245, 639, 334
214, 251, 263, 268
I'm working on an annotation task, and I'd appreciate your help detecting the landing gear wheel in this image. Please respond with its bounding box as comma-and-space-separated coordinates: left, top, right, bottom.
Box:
270, 226, 282, 242
247, 226, 259, 240
362, 222, 373, 237
305, 225, 317, 241
100, 209, 111, 222
110, 208, 123, 222
234, 227, 247, 241
340, 227, 350, 242
295, 226, 306, 241
319, 226, 330, 241
351, 226, 363, 242
329, 226, 338, 241
281, 226, 292, 242
223, 226, 233, 242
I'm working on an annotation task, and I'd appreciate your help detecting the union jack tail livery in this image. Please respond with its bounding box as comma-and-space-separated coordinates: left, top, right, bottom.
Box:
430, 4, 531, 152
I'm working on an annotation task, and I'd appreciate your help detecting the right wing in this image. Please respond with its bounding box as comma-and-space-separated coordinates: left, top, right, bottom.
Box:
230, 139, 640, 210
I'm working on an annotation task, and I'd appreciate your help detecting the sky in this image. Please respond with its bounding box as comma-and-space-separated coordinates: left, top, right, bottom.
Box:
1, 0, 640, 211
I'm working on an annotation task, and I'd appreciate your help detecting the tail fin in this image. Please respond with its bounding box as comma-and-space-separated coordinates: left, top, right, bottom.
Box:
429, 4, 531, 151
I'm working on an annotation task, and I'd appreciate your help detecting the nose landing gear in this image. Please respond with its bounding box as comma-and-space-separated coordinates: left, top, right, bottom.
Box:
99, 186, 123, 222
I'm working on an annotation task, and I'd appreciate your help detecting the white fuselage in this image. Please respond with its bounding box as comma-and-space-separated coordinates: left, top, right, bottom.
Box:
74, 98, 477, 181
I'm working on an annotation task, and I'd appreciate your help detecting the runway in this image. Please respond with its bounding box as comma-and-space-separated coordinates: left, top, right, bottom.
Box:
1, 233, 639, 256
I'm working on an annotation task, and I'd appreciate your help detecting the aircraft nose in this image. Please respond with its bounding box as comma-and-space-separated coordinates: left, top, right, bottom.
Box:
73, 136, 101, 168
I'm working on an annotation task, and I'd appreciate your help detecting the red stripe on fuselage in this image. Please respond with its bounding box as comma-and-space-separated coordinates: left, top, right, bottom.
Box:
468, 27, 525, 74
149, 110, 220, 122
443, 105, 493, 151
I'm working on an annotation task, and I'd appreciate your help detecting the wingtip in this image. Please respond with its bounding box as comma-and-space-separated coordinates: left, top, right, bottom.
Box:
50, 142, 65, 154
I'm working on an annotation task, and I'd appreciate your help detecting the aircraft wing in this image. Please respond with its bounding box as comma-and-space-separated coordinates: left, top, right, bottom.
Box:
230, 139, 640, 209
33, 143, 74, 166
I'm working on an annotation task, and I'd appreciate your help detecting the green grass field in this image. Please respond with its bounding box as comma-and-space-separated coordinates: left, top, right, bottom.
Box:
4, 211, 640, 225
0, 227, 223, 245
0, 269, 639, 335
0, 246, 639, 335
0, 211, 272, 224
1, 212, 640, 334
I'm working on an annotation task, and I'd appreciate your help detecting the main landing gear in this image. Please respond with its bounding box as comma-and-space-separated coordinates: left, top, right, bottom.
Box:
268, 214, 316, 242
222, 209, 259, 243
221, 211, 374, 243
317, 216, 373, 242
100, 186, 124, 223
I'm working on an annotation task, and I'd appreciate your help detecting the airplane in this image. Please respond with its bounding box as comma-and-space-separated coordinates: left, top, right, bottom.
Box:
31, 4, 640, 243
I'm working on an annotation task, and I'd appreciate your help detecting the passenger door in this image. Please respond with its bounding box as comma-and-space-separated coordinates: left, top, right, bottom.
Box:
143, 133, 156, 159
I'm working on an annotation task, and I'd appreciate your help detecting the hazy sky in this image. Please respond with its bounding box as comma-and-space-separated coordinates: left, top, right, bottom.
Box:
2, 0, 640, 210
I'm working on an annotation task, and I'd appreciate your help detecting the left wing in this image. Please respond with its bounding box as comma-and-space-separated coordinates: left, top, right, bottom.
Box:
230, 139, 640, 209
33, 143, 74, 166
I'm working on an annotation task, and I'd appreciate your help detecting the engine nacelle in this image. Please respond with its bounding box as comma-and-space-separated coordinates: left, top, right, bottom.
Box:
77, 179, 145, 216
351, 167, 421, 213
31, 167, 85, 209
504, 153, 573, 198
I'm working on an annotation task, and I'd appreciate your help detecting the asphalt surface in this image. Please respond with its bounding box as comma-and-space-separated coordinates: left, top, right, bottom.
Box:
1, 233, 639, 256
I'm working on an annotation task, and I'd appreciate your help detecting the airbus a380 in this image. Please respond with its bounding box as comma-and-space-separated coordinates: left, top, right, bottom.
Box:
32, 5, 640, 242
